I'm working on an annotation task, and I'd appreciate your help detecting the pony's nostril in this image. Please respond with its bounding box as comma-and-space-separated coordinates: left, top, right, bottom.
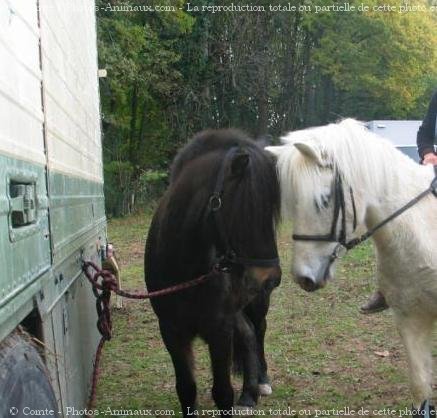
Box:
264, 274, 281, 291
297, 276, 317, 292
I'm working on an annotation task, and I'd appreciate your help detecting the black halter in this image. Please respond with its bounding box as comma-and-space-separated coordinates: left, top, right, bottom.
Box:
292, 170, 357, 248
208, 146, 280, 270
293, 166, 437, 267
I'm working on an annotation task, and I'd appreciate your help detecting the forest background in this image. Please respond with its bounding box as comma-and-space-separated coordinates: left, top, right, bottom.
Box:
96, 0, 437, 216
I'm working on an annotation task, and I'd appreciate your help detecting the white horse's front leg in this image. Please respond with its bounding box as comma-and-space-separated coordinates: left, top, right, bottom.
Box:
394, 313, 434, 407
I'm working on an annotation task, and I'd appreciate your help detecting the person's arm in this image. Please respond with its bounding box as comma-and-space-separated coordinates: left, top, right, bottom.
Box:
417, 91, 437, 162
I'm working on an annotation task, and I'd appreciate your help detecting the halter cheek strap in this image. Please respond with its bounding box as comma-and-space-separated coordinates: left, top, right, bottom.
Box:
208, 147, 280, 271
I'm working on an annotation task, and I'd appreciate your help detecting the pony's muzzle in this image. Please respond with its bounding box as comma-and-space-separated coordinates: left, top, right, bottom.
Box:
295, 275, 325, 292
248, 266, 281, 287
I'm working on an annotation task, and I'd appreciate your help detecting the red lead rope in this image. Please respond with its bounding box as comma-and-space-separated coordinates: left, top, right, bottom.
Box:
81, 260, 214, 413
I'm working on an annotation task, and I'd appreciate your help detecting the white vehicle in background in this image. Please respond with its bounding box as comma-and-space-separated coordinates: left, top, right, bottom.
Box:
366, 120, 422, 162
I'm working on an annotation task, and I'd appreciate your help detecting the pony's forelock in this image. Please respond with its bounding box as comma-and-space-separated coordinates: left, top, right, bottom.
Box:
275, 144, 325, 219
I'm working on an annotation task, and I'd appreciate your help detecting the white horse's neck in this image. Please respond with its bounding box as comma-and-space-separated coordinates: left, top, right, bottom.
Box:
361, 151, 436, 277
362, 151, 434, 230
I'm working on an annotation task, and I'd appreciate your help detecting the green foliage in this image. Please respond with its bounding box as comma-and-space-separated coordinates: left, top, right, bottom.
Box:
98, 1, 437, 216
104, 160, 167, 217
137, 169, 168, 201
308, 0, 437, 119
97, 0, 193, 214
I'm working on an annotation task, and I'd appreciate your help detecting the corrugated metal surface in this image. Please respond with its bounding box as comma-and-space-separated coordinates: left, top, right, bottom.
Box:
40, 0, 102, 182
39, 0, 106, 264
0, 0, 51, 320
38, 0, 105, 409
0, 0, 44, 164
0, 0, 105, 412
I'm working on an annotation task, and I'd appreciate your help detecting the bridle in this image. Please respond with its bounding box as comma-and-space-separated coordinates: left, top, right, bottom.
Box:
292, 170, 357, 250
208, 146, 280, 271
293, 165, 437, 271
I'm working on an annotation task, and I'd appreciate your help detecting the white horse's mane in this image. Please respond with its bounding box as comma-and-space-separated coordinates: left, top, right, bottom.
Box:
274, 118, 426, 216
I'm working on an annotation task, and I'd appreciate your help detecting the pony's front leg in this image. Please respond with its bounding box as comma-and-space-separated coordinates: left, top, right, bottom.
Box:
394, 313, 434, 407
207, 324, 234, 416
234, 312, 259, 408
254, 315, 271, 396
159, 321, 197, 418
244, 285, 277, 396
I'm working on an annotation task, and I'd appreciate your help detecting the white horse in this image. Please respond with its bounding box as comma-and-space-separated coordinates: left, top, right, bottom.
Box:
267, 118, 437, 406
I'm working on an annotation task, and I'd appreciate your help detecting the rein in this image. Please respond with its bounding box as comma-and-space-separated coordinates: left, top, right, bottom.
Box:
209, 146, 280, 270
293, 165, 437, 266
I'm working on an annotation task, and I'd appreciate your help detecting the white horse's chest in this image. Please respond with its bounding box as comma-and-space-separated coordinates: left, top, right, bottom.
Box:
376, 241, 437, 316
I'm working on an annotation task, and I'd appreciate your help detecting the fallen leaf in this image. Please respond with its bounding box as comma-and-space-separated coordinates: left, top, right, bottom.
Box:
374, 350, 390, 357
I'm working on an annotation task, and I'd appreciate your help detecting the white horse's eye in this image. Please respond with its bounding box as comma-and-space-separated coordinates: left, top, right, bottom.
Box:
315, 193, 331, 211
321, 194, 331, 207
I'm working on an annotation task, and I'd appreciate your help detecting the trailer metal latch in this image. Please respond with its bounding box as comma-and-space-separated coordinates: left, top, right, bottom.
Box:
10, 183, 36, 227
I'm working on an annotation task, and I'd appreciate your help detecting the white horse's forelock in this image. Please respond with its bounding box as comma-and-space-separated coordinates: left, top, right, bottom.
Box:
277, 118, 423, 217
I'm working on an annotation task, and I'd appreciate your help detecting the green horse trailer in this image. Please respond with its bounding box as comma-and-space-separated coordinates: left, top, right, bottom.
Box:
0, 0, 106, 416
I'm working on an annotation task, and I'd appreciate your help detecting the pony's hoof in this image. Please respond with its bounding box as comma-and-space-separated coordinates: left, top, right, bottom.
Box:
234, 405, 254, 416
259, 383, 272, 396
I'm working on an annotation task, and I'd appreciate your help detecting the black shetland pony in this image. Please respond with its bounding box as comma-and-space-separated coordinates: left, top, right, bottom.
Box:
144, 129, 281, 416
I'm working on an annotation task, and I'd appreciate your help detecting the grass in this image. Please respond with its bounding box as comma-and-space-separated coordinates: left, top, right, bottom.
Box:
93, 211, 424, 417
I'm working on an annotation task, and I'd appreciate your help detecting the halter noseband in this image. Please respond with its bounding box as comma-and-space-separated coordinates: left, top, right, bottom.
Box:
293, 165, 437, 268
208, 146, 280, 271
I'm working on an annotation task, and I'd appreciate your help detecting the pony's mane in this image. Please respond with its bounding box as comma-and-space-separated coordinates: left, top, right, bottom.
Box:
277, 118, 422, 215
170, 129, 258, 183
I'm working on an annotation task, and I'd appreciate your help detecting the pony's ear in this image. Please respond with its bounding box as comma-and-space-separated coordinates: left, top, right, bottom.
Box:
294, 141, 326, 167
231, 151, 250, 177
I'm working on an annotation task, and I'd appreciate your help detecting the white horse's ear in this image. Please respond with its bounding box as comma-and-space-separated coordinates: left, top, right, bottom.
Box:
294, 142, 326, 167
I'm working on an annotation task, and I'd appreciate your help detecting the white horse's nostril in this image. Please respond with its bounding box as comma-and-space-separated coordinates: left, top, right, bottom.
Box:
296, 276, 318, 292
